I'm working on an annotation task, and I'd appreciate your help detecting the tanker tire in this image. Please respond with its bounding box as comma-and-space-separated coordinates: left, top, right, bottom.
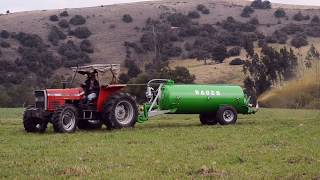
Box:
52, 105, 78, 133
199, 113, 218, 125
77, 120, 103, 130
102, 93, 138, 129
23, 107, 48, 133
216, 106, 237, 125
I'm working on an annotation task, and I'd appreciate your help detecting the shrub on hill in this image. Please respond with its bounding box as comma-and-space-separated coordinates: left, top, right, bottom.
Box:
220, 17, 256, 32
251, 0, 271, 9
70, 26, 91, 39
167, 13, 191, 27
14, 32, 44, 48
0, 41, 10, 48
58, 19, 69, 28
49, 15, 59, 22
122, 14, 133, 23
241, 6, 254, 18
48, 26, 66, 46
197, 4, 210, 14
228, 47, 241, 57
188, 11, 200, 19
291, 33, 308, 48
59, 40, 91, 67
311, 15, 320, 25
212, 45, 228, 63
305, 25, 320, 37
60, 11, 69, 17
80, 39, 94, 53
178, 25, 200, 37
272, 30, 288, 44
280, 23, 304, 35
230, 58, 245, 65
70, 15, 86, 25
249, 17, 259, 25
293, 11, 309, 21
1, 30, 10, 39
274, 8, 286, 18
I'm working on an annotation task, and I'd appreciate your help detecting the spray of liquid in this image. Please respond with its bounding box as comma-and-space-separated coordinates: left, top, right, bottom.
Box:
258, 63, 320, 109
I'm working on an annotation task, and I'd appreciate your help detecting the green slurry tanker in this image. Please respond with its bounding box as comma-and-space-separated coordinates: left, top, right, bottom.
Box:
138, 79, 258, 125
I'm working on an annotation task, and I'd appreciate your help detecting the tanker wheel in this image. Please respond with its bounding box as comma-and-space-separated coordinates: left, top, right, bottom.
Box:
23, 107, 48, 133
102, 93, 138, 129
52, 105, 79, 133
216, 106, 237, 125
77, 120, 103, 130
199, 112, 218, 125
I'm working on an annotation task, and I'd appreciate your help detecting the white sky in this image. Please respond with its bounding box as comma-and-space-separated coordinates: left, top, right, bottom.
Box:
0, 0, 319, 13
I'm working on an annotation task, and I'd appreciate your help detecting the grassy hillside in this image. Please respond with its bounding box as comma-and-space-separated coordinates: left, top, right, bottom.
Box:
0, 108, 319, 178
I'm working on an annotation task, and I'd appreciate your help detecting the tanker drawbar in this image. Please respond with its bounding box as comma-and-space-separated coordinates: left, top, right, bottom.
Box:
138, 79, 258, 125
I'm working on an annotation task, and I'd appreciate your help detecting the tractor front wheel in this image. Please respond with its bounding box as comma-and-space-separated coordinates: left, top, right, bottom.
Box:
52, 105, 79, 133
199, 112, 218, 125
23, 107, 48, 133
102, 93, 138, 129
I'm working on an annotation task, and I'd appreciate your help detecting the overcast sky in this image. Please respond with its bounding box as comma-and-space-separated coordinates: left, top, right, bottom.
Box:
0, 0, 319, 13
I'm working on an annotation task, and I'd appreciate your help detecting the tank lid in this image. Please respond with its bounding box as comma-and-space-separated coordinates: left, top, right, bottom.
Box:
166, 80, 175, 85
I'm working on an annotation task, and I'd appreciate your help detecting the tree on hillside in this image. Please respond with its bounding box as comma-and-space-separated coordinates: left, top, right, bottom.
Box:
274, 8, 286, 18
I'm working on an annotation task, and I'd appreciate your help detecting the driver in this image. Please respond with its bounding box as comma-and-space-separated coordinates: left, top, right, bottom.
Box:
82, 72, 100, 103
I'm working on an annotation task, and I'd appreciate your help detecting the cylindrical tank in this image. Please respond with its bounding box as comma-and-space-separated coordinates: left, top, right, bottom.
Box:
159, 84, 249, 114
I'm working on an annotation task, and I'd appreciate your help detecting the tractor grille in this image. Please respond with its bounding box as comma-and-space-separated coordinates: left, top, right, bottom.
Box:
35, 90, 46, 109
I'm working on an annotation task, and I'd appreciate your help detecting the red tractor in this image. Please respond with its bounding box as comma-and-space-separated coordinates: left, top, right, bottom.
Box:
23, 64, 138, 133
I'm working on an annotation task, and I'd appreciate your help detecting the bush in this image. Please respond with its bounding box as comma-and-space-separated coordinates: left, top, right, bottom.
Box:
212, 45, 228, 63
274, 8, 286, 18
0, 41, 10, 48
48, 26, 66, 46
228, 47, 241, 57
59, 40, 91, 67
14, 32, 44, 48
58, 19, 69, 28
221, 17, 256, 32
1, 30, 10, 39
251, 0, 272, 9
184, 42, 192, 51
49, 15, 59, 22
167, 13, 191, 27
188, 11, 200, 19
273, 30, 288, 44
80, 39, 94, 53
306, 25, 320, 37
291, 34, 308, 48
60, 11, 69, 17
293, 11, 309, 21
70, 15, 86, 25
229, 58, 245, 65
311, 15, 320, 25
249, 17, 259, 25
178, 25, 200, 37
197, 4, 210, 14
71, 26, 91, 39
241, 6, 254, 18
122, 14, 133, 23
280, 23, 304, 35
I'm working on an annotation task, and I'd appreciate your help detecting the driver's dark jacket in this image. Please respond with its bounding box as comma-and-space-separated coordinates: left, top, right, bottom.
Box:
83, 79, 100, 96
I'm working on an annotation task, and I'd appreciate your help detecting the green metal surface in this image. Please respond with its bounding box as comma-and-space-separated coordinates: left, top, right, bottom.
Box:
159, 83, 250, 114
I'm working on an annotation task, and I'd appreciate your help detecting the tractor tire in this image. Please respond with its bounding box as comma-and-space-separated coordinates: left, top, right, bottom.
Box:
216, 106, 237, 125
199, 112, 218, 125
77, 120, 103, 130
52, 104, 79, 133
102, 92, 138, 129
23, 106, 48, 133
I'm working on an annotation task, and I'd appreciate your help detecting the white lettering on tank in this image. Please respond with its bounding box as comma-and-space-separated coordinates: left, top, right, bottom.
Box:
194, 89, 222, 96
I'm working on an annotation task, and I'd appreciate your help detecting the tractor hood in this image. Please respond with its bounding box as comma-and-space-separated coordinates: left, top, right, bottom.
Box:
46, 88, 84, 99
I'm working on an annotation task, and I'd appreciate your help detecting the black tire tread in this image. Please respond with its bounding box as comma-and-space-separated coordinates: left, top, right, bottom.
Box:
23, 106, 47, 133
52, 104, 78, 133
102, 92, 138, 129
216, 106, 237, 125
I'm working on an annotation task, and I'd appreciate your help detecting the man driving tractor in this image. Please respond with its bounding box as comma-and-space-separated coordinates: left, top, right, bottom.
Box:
82, 71, 100, 103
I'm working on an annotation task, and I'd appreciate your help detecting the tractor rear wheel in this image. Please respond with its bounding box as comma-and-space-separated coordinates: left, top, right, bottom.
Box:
216, 106, 237, 125
52, 105, 79, 133
102, 93, 138, 129
77, 119, 103, 130
23, 106, 48, 133
199, 112, 218, 125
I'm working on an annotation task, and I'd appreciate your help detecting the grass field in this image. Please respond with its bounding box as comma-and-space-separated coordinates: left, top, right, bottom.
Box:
0, 108, 319, 179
